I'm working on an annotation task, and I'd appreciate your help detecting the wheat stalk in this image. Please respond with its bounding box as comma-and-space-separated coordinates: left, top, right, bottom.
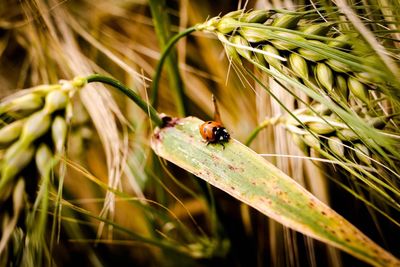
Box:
195, 7, 400, 233
196, 8, 400, 169
198, 9, 397, 104
0, 77, 86, 259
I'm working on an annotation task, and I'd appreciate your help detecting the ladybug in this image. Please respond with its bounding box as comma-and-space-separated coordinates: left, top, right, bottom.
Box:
200, 121, 230, 143
199, 95, 230, 148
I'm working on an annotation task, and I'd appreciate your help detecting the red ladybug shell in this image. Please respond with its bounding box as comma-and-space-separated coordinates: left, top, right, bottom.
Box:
199, 121, 230, 143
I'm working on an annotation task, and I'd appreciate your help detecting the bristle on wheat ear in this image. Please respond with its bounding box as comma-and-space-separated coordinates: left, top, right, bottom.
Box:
198, 9, 388, 106
0, 78, 86, 255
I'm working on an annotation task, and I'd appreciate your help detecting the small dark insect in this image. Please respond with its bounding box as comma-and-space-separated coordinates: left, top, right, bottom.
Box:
199, 95, 230, 148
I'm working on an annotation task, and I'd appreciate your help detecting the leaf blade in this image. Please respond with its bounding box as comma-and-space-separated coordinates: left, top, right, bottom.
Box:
151, 116, 399, 267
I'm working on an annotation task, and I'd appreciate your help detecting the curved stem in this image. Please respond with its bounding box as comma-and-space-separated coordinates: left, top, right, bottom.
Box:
151, 26, 197, 108
149, 0, 185, 116
86, 74, 163, 127
245, 120, 270, 146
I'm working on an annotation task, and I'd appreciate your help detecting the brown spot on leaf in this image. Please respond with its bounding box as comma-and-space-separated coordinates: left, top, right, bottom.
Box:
211, 154, 220, 161
228, 164, 244, 172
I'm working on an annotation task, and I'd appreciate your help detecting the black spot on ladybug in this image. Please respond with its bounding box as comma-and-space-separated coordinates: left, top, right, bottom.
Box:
199, 121, 230, 147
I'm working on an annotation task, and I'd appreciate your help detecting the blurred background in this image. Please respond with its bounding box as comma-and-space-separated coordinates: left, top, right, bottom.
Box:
0, 0, 399, 266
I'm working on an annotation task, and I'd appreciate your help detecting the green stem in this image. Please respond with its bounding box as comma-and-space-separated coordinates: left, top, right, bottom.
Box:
245, 119, 270, 146
148, 0, 186, 116
151, 26, 197, 109
86, 74, 163, 127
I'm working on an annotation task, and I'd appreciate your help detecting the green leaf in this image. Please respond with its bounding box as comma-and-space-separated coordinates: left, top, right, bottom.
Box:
151, 116, 400, 267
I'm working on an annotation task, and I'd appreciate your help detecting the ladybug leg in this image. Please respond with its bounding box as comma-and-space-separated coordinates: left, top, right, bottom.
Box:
220, 143, 225, 150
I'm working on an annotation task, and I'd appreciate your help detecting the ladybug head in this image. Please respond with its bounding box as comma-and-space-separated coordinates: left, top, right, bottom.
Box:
214, 127, 230, 142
